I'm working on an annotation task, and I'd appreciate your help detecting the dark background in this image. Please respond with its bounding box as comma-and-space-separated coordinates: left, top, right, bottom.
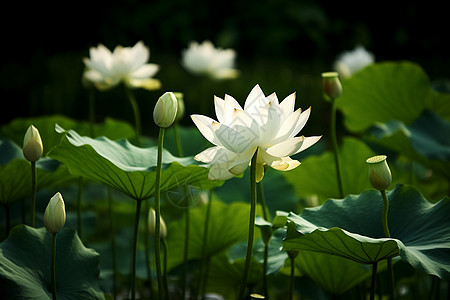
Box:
1, 1, 449, 136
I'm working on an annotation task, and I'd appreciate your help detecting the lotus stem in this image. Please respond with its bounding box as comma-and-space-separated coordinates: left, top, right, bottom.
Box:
162, 238, 170, 299
380, 190, 394, 299
155, 127, 166, 299
51, 232, 57, 300
130, 198, 142, 300
30, 161, 37, 227
238, 150, 259, 300
125, 86, 142, 146
330, 99, 344, 198
257, 182, 270, 222
144, 198, 154, 300
370, 262, 378, 300
263, 242, 269, 299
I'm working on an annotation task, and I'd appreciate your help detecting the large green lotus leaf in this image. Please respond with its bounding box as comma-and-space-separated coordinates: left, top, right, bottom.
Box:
367, 110, 450, 180
166, 200, 262, 271
48, 126, 222, 200
424, 86, 450, 120
0, 139, 74, 205
0, 225, 104, 299
0, 115, 135, 154
203, 252, 263, 299
336, 61, 430, 132
284, 184, 450, 279
283, 137, 375, 203
293, 249, 388, 295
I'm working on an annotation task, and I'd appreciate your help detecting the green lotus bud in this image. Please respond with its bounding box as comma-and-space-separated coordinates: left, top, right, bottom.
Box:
173, 92, 185, 122
148, 208, 167, 239
44, 192, 66, 234
153, 92, 178, 128
321, 72, 342, 101
366, 155, 392, 191
23, 125, 43, 162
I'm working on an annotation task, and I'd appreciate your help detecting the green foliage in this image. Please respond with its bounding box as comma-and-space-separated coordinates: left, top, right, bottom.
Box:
0, 225, 104, 299
284, 137, 375, 203
283, 185, 450, 294
1, 59, 450, 299
0, 139, 74, 206
48, 125, 222, 200
336, 62, 433, 133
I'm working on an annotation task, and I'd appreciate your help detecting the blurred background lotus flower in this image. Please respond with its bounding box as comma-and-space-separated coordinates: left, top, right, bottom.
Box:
191, 84, 321, 182
181, 40, 239, 80
333, 45, 375, 78
83, 41, 161, 91
148, 208, 167, 239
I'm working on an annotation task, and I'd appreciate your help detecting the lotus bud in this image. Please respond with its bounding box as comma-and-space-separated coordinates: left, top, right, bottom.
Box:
366, 155, 392, 191
153, 92, 178, 128
173, 92, 185, 122
44, 192, 66, 234
321, 72, 342, 101
148, 208, 167, 239
23, 125, 43, 162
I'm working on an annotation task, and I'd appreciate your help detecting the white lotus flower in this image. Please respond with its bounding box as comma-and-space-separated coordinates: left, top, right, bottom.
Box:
333, 46, 374, 78
83, 41, 161, 90
44, 192, 66, 234
191, 85, 321, 182
181, 40, 238, 80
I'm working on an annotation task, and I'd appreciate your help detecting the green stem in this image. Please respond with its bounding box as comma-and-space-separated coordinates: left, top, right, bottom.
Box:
257, 182, 270, 222
380, 190, 391, 238
380, 190, 394, 299
330, 99, 344, 198
262, 242, 269, 299
370, 262, 378, 300
130, 198, 142, 300
125, 86, 142, 146
155, 128, 166, 299
238, 150, 259, 300
174, 123, 184, 157
200, 256, 211, 300
108, 189, 118, 300
30, 161, 37, 227
77, 177, 83, 239
162, 238, 170, 299
144, 199, 154, 300
51, 233, 57, 300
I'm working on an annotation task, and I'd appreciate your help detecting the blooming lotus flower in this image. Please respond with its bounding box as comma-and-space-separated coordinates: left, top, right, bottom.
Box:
83, 41, 161, 90
191, 85, 321, 182
181, 40, 238, 80
333, 46, 374, 78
